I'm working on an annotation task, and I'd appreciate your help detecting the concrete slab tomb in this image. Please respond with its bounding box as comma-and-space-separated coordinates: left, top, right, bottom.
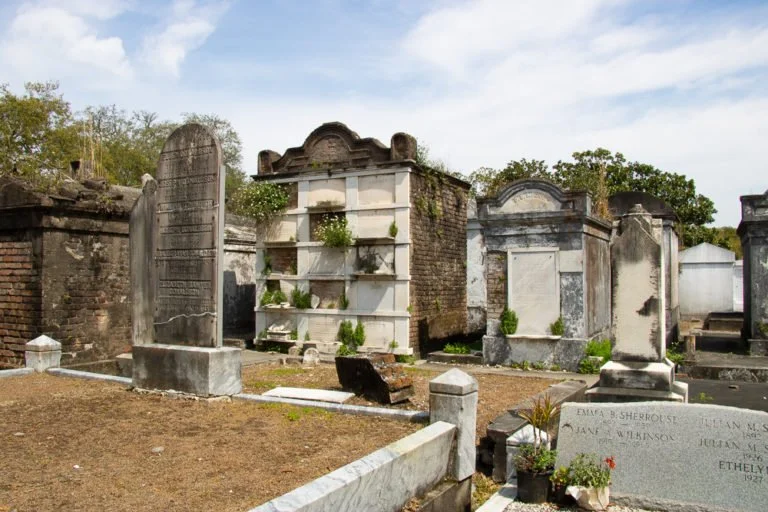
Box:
473, 179, 612, 371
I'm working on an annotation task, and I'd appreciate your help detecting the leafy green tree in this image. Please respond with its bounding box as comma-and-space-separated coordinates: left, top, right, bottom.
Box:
0, 81, 79, 187
468, 159, 549, 196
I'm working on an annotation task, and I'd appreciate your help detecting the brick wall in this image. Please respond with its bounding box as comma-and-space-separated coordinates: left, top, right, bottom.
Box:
0, 233, 42, 368
486, 251, 507, 326
409, 170, 469, 355
265, 247, 297, 275
41, 229, 132, 364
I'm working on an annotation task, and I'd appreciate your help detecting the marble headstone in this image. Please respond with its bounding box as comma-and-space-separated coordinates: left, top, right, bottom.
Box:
556, 402, 768, 512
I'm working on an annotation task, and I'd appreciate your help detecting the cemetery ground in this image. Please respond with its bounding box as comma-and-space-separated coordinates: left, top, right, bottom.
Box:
0, 373, 420, 512
242, 363, 558, 441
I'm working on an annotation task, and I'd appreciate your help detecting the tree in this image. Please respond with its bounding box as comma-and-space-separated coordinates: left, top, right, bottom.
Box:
468, 159, 549, 197
0, 81, 79, 187
181, 112, 246, 200
472, 148, 717, 245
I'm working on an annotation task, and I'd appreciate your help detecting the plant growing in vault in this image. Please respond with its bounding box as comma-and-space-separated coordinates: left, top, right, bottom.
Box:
500, 307, 518, 335
304, 331, 311, 341
229, 182, 289, 223
549, 316, 565, 336
261, 253, 272, 275
388, 221, 398, 238
339, 291, 349, 310
290, 288, 311, 309
315, 215, 353, 248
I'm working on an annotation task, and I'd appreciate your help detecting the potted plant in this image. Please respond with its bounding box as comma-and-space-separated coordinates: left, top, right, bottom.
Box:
549, 466, 571, 505
514, 394, 560, 503
564, 453, 615, 511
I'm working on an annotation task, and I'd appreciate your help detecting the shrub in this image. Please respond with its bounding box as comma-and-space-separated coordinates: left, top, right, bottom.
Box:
259, 290, 273, 307
388, 221, 398, 238
272, 289, 287, 304
336, 344, 356, 356
315, 215, 353, 248
549, 316, 565, 336
585, 339, 612, 361
666, 347, 684, 366
500, 307, 518, 335
578, 358, 602, 374
337, 320, 355, 346
339, 291, 349, 310
532, 361, 546, 370
396, 354, 416, 364
291, 288, 311, 309
444, 343, 471, 354
353, 322, 366, 346
564, 453, 615, 488
229, 182, 288, 222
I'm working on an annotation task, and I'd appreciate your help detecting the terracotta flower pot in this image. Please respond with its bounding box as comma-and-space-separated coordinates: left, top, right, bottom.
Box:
566, 485, 610, 511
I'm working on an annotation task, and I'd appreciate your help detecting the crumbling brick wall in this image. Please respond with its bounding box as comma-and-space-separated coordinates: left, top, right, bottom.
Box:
41, 229, 132, 363
0, 233, 42, 368
409, 170, 469, 356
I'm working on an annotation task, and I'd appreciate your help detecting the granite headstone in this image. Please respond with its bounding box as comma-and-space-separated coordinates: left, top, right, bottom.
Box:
556, 402, 768, 512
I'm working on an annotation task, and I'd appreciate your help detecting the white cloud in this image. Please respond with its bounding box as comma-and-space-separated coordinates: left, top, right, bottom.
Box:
140, 0, 225, 78
0, 2, 133, 85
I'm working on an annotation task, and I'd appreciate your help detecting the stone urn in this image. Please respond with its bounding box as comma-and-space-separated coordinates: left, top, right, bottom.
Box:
566, 485, 610, 511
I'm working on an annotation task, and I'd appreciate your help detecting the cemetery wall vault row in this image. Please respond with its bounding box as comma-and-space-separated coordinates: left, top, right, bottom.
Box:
253, 122, 469, 357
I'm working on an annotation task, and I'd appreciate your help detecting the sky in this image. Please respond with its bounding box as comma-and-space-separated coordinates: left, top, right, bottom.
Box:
1, 0, 766, 226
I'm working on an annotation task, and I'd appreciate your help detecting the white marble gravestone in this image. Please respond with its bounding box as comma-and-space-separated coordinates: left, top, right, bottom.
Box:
556, 402, 768, 512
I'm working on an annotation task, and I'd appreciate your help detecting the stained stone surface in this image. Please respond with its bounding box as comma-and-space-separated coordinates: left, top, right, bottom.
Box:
302, 347, 320, 365
130, 175, 156, 345
738, 189, 768, 355
335, 353, 414, 404
153, 124, 224, 347
132, 344, 241, 396
611, 206, 665, 361
508, 250, 559, 335
262, 386, 354, 404
556, 402, 768, 512
429, 369, 478, 481
250, 421, 455, 512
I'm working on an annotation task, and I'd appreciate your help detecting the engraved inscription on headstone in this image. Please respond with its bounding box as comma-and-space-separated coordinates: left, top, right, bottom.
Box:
556, 402, 768, 512
153, 124, 224, 347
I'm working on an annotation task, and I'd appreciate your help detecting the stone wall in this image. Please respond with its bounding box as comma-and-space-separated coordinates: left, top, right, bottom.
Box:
409, 170, 469, 355
0, 232, 42, 368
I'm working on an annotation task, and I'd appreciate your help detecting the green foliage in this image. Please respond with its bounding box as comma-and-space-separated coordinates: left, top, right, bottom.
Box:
666, 347, 685, 365
262, 253, 272, 275
469, 148, 717, 240
315, 215, 353, 248
500, 307, 518, 336
289, 329, 297, 341
564, 453, 615, 488
585, 339, 612, 361
515, 444, 557, 474
354, 322, 366, 346
549, 316, 565, 336
259, 290, 273, 306
336, 344, 356, 357
257, 329, 268, 340
339, 291, 349, 310
444, 343, 471, 354
520, 360, 530, 371
0, 81, 78, 187
695, 392, 714, 403
260, 289, 288, 306
532, 361, 546, 370
578, 358, 602, 375
549, 363, 562, 372
337, 320, 355, 346
304, 331, 311, 341
388, 221, 398, 238
291, 288, 311, 309
395, 354, 416, 364
229, 182, 289, 223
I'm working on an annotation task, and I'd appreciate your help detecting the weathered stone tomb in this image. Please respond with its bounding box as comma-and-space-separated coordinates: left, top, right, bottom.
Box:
739, 189, 768, 355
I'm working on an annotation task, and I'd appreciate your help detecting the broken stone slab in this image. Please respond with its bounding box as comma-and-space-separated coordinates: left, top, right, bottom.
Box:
335, 353, 414, 404
262, 386, 354, 404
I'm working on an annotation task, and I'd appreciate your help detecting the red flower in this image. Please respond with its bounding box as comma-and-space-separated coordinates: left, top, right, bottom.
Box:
605, 456, 616, 470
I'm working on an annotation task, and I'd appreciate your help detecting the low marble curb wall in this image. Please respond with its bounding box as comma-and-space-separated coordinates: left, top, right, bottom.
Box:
249, 421, 456, 512
483, 334, 588, 372
46, 367, 133, 386
234, 393, 429, 423
0, 367, 34, 379
475, 482, 517, 512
